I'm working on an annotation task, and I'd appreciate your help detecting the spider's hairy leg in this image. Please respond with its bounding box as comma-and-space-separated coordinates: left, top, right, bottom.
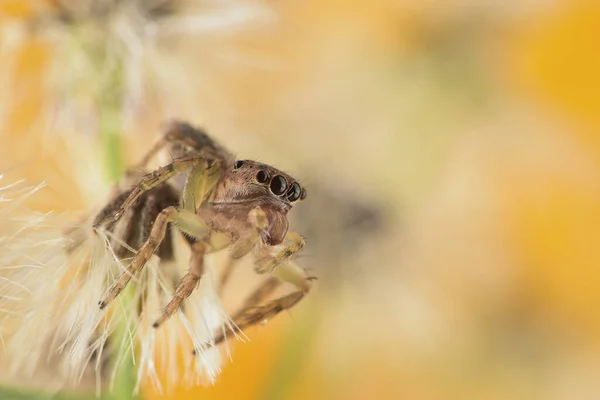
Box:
98, 207, 211, 309
92, 187, 137, 232
92, 121, 223, 228
254, 231, 306, 274
231, 277, 281, 320
197, 277, 281, 353
92, 156, 214, 228
153, 211, 249, 327
153, 241, 206, 328
218, 258, 236, 296
138, 120, 232, 168
212, 261, 313, 345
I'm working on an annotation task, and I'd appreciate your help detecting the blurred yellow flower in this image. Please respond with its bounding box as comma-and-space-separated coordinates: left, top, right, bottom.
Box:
511, 1, 600, 136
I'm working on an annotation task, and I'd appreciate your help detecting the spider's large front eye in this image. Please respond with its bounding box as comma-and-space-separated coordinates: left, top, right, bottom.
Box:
287, 182, 301, 201
256, 170, 269, 183
270, 175, 287, 195
234, 160, 244, 169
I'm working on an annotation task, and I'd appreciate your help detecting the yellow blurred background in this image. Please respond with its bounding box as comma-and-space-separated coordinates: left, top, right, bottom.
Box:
1, 0, 600, 399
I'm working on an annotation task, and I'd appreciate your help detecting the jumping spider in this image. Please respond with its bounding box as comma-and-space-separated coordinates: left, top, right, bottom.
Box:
93, 121, 312, 345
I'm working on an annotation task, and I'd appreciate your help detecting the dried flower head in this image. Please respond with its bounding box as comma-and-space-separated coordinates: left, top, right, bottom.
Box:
0, 182, 232, 393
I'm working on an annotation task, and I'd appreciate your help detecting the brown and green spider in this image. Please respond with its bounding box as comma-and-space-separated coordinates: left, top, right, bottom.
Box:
93, 121, 312, 345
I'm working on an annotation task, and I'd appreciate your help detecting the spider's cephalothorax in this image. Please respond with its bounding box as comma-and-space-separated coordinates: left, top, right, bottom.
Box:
93, 121, 311, 345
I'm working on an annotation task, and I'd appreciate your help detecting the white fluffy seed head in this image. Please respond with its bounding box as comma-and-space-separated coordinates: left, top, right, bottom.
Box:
0, 175, 236, 394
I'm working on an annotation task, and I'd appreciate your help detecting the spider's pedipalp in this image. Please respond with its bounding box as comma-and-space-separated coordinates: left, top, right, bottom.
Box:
254, 231, 305, 274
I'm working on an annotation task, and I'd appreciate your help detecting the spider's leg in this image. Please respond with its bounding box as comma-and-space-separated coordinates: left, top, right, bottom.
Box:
138, 120, 232, 168
231, 277, 281, 320
135, 136, 168, 169
153, 213, 246, 327
212, 261, 313, 345
153, 241, 207, 328
194, 276, 281, 353
93, 156, 219, 228
254, 231, 305, 274
218, 258, 236, 296
99, 207, 212, 309
88, 188, 136, 233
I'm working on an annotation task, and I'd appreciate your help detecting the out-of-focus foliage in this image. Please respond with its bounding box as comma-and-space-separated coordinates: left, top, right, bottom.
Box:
1, 0, 600, 399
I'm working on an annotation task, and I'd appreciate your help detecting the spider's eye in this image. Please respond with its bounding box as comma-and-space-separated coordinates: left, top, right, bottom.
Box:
234, 160, 244, 169
300, 188, 307, 200
256, 170, 269, 183
270, 175, 287, 195
287, 182, 301, 201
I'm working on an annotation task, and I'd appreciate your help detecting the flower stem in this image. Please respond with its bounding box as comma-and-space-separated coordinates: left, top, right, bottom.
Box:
108, 286, 138, 400
100, 107, 125, 182
100, 102, 137, 400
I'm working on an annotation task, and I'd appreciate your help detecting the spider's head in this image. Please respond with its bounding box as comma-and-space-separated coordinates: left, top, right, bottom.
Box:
210, 160, 306, 245
213, 160, 306, 211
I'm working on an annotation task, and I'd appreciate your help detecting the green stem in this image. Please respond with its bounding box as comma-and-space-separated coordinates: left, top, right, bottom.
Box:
108, 286, 138, 400
100, 117, 138, 400
100, 107, 125, 182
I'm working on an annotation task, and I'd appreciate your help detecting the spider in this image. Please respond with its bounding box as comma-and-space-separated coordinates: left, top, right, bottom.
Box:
92, 121, 312, 345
